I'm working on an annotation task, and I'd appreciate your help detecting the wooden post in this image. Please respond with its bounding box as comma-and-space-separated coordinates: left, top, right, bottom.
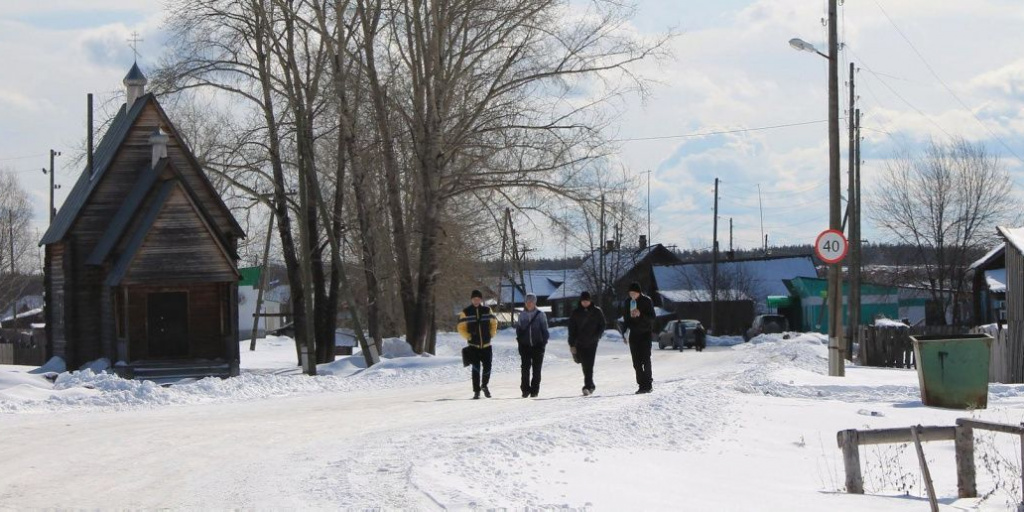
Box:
249, 209, 275, 351
954, 424, 977, 498
837, 429, 864, 493
911, 425, 940, 512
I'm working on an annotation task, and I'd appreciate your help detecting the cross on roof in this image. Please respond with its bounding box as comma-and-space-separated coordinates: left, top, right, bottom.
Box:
127, 31, 144, 62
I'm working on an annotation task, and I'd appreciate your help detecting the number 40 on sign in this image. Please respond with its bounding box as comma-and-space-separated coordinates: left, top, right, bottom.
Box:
815, 229, 848, 264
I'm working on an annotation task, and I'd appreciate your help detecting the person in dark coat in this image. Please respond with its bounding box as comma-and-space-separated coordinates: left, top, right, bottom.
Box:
516, 293, 549, 398
457, 289, 498, 399
674, 320, 686, 352
622, 281, 656, 394
567, 291, 605, 396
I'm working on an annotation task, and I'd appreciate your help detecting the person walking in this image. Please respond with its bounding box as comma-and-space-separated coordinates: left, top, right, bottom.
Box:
457, 289, 498, 399
675, 320, 686, 352
516, 293, 549, 398
567, 291, 605, 396
622, 282, 656, 394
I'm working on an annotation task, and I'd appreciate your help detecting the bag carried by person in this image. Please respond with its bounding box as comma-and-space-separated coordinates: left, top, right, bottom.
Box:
461, 346, 477, 367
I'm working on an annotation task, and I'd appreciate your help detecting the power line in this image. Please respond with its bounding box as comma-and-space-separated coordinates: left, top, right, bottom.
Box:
873, 0, 1024, 166
609, 119, 835, 143
0, 153, 47, 162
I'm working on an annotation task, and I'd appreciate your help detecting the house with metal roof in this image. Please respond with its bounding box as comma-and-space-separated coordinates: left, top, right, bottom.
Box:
995, 226, 1024, 383
547, 240, 681, 319
40, 64, 245, 380
970, 242, 1007, 325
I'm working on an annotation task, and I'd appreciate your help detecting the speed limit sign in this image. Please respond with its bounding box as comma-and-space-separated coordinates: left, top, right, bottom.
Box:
815, 229, 848, 264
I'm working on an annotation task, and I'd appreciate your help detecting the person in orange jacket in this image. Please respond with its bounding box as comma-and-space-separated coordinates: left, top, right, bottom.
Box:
457, 289, 498, 399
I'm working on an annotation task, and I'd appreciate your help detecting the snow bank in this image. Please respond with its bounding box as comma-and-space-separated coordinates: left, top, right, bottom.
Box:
874, 318, 909, 328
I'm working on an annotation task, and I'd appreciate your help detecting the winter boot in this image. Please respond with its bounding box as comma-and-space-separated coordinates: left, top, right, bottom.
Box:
473, 391, 480, 399
582, 387, 591, 396
483, 386, 491, 398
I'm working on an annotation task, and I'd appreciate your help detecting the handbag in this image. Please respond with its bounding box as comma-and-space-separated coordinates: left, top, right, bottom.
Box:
461, 346, 476, 367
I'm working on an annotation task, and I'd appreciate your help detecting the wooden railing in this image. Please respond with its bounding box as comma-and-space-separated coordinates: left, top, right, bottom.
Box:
858, 325, 968, 368
837, 418, 1024, 510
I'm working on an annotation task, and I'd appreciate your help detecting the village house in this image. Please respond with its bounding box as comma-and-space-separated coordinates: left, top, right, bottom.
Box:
996, 227, 1024, 383
652, 254, 818, 334
547, 238, 681, 320
40, 64, 246, 380
971, 243, 1007, 326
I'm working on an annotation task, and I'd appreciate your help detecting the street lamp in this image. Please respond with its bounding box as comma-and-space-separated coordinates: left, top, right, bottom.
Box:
788, 38, 829, 59
790, 0, 844, 377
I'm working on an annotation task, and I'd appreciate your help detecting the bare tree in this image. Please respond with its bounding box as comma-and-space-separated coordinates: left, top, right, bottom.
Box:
0, 170, 38, 317
869, 138, 1020, 325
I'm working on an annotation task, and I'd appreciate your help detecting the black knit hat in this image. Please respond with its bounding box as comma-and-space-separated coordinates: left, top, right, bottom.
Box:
579, 291, 592, 301
628, 282, 642, 293
471, 289, 483, 299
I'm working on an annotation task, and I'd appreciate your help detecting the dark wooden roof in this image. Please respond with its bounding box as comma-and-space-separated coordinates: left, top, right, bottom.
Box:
86, 159, 166, 265
40, 93, 244, 246
39, 99, 141, 245
105, 178, 239, 286
87, 159, 238, 265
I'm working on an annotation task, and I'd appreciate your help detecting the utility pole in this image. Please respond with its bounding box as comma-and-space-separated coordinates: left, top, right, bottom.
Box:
599, 193, 606, 307
646, 170, 652, 247
851, 108, 863, 360
8, 209, 14, 274
711, 178, 720, 335
845, 61, 856, 361
249, 208, 275, 351
42, 150, 61, 223
729, 218, 734, 253
827, 0, 844, 376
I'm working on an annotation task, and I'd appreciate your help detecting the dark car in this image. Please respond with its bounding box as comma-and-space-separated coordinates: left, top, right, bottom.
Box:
744, 314, 789, 342
657, 319, 707, 351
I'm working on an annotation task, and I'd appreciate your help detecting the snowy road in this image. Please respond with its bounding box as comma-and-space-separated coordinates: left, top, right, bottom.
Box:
2, 331, 1024, 510
1, 337, 743, 509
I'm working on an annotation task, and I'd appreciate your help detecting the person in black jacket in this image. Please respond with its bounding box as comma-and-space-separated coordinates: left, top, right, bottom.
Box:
516, 293, 549, 398
622, 282, 656, 394
567, 291, 605, 396
457, 289, 498, 399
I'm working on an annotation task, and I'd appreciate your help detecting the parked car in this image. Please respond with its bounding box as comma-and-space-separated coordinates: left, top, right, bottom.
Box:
744, 314, 789, 342
657, 319, 707, 351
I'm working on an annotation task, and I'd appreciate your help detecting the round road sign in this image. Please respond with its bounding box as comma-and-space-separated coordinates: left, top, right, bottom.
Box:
815, 229, 848, 264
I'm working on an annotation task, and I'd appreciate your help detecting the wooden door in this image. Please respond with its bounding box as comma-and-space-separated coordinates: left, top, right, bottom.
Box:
147, 292, 189, 358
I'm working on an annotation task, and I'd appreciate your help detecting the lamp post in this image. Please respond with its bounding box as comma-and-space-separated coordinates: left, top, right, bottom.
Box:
790, 0, 844, 377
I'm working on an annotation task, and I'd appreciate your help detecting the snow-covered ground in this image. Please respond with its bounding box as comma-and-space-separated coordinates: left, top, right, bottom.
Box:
2, 329, 1023, 510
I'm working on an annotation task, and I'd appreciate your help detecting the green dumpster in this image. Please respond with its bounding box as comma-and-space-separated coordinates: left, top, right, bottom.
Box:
910, 334, 992, 409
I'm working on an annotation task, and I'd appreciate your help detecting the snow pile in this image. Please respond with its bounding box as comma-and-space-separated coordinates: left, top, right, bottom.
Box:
707, 334, 744, 347
874, 318, 909, 328
731, 333, 920, 403
0, 332, 533, 413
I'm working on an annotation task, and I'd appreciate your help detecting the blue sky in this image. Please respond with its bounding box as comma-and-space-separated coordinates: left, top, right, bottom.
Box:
1, 0, 1023, 258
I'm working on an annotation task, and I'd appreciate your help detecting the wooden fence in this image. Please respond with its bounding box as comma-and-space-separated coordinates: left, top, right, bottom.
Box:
970, 324, 1012, 383
858, 325, 968, 369
837, 418, 1024, 508
0, 328, 47, 366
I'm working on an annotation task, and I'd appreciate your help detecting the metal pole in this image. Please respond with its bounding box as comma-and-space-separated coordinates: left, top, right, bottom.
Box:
828, 0, 844, 376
